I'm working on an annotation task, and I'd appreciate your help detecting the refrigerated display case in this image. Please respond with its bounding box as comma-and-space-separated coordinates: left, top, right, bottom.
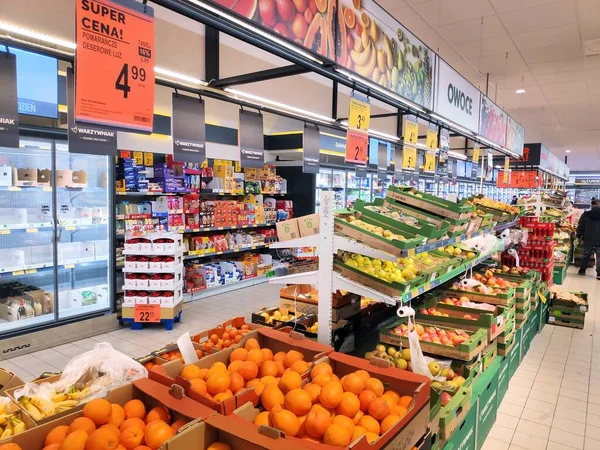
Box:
0, 137, 113, 336
346, 171, 372, 207
372, 175, 392, 199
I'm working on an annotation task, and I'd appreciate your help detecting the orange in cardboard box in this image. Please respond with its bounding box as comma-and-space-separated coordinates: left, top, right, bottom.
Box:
150, 328, 333, 416
229, 352, 430, 450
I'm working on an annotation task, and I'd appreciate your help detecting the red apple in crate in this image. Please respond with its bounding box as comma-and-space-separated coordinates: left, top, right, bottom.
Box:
420, 308, 429, 315
452, 335, 468, 346
428, 308, 437, 314
441, 392, 452, 407
463, 314, 475, 320
422, 335, 432, 342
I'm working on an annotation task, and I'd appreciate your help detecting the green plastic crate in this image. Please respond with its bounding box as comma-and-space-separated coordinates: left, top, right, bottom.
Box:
553, 265, 568, 284
474, 358, 500, 449
441, 397, 477, 450
333, 260, 425, 296
441, 287, 516, 307
497, 355, 510, 404
509, 328, 522, 377
440, 384, 472, 441
387, 185, 475, 221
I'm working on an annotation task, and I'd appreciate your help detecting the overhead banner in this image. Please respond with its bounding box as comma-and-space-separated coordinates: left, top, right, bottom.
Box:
172, 93, 207, 164
506, 116, 524, 157
471, 144, 480, 178
487, 149, 493, 181
434, 58, 481, 134
75, 0, 155, 132
377, 142, 388, 180
67, 69, 117, 156
0, 53, 19, 148
238, 110, 265, 168
303, 124, 320, 174
479, 95, 507, 148
337, 0, 434, 108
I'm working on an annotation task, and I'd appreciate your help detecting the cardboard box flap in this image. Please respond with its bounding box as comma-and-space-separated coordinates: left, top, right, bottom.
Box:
133, 378, 215, 420
256, 327, 333, 356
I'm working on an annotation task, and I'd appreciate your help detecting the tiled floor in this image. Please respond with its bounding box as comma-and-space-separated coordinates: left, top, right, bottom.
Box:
3, 268, 600, 450
0, 281, 281, 381
483, 267, 600, 450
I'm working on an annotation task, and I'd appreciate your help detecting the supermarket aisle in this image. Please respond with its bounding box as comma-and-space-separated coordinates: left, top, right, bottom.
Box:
483, 267, 599, 450
0, 281, 281, 381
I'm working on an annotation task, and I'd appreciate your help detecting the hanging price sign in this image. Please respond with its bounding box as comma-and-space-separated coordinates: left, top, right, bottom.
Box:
402, 145, 417, 170
75, 0, 155, 132
143, 152, 154, 166
133, 151, 144, 165
345, 130, 368, 164
424, 152, 436, 173
348, 93, 370, 132
134, 304, 160, 322
426, 127, 438, 150
404, 118, 418, 145
472, 145, 480, 164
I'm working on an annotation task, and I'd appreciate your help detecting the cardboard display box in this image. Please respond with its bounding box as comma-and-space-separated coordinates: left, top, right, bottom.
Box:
439, 384, 471, 441
474, 358, 500, 449
497, 355, 510, 405
5, 378, 215, 448
439, 397, 477, 450
297, 213, 319, 237
150, 327, 333, 416
0, 368, 24, 394
275, 219, 300, 241
230, 352, 430, 450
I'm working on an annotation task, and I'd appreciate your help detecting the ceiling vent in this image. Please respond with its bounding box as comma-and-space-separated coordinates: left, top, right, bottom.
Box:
583, 39, 600, 56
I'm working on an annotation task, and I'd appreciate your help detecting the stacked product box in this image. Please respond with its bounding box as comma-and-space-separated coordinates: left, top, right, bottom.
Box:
549, 289, 588, 329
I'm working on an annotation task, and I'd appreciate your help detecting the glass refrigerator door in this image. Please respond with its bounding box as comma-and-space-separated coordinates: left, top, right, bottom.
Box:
372, 175, 391, 199
55, 141, 112, 319
331, 169, 346, 210
346, 170, 360, 207
315, 169, 332, 211
0, 138, 56, 334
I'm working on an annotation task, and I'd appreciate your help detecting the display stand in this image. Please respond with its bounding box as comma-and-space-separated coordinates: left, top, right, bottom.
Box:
269, 190, 519, 346
120, 232, 184, 330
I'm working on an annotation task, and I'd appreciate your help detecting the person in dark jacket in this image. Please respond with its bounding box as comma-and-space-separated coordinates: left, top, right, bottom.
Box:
511, 195, 518, 205
577, 200, 600, 278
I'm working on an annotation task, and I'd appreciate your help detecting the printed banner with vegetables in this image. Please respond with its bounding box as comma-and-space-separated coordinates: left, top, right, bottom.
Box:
479, 95, 507, 148
338, 0, 434, 109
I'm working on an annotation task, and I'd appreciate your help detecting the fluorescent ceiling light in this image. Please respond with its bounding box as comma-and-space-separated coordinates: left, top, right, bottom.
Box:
187, 0, 323, 65
429, 113, 475, 137
155, 67, 207, 87
225, 88, 335, 123
0, 21, 76, 49
566, 149, 571, 153
335, 68, 426, 114
515, 89, 526, 94
448, 151, 467, 161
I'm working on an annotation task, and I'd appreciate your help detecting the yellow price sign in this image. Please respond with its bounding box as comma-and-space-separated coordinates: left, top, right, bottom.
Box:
402, 146, 417, 170
504, 156, 510, 170
133, 152, 144, 165
26, 269, 37, 274
538, 289, 547, 304
12, 270, 25, 276
64, 264, 75, 269
424, 152, 436, 173
426, 129, 438, 149
348, 95, 370, 132
472, 146, 480, 164
26, 228, 38, 233
503, 169, 510, 184
404, 119, 418, 145
0, 230, 10, 235
143, 152, 154, 166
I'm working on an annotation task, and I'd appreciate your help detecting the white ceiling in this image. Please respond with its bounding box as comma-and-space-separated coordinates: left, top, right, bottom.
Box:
378, 0, 600, 171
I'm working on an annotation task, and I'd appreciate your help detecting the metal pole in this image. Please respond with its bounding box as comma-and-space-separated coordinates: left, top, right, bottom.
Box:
317, 190, 334, 346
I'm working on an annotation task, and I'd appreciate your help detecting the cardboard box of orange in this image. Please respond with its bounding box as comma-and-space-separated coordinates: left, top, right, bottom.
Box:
191, 317, 262, 355
229, 351, 430, 450
3, 378, 215, 449
149, 327, 333, 416
163, 413, 308, 450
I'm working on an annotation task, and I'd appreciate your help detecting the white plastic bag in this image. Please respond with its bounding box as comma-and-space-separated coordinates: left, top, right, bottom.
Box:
15, 342, 147, 404
406, 316, 429, 377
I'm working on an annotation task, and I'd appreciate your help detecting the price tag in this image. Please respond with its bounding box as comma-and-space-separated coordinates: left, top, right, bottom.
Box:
120, 150, 132, 159
345, 130, 368, 164
143, 152, 154, 166
65, 226, 76, 231
134, 304, 161, 322
538, 289, 547, 304
426, 128, 438, 149
348, 94, 370, 132
548, 316, 555, 323
404, 119, 418, 145
12, 270, 25, 276
8, 187, 21, 191
43, 186, 52, 192
472, 146, 480, 164
0, 230, 10, 235
133, 152, 144, 165
75, 0, 155, 133
25, 269, 37, 274
580, 305, 587, 313
64, 264, 75, 269
26, 228, 38, 233
402, 146, 417, 170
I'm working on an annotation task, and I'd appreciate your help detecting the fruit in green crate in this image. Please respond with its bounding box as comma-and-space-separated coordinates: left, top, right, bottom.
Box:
453, 376, 466, 387
440, 392, 452, 407
440, 368, 454, 380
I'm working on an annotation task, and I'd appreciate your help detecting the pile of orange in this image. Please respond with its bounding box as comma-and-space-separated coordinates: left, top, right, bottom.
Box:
254, 362, 412, 446
41, 398, 187, 450
194, 324, 253, 353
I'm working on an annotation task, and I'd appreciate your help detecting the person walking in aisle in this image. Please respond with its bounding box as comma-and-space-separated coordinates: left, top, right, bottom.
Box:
511, 195, 518, 205
577, 199, 600, 278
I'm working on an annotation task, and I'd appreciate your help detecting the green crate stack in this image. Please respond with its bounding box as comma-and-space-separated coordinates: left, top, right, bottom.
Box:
441, 398, 478, 450
497, 355, 510, 404
553, 265, 567, 284
474, 358, 500, 449
509, 328, 522, 379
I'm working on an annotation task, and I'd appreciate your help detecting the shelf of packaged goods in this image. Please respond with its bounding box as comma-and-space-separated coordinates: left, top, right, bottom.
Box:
122, 282, 184, 292
183, 275, 267, 302
0, 186, 103, 192
269, 234, 320, 249
200, 190, 287, 196
181, 222, 277, 233
122, 249, 184, 256
183, 244, 269, 260
332, 252, 493, 306
0, 258, 109, 278
122, 264, 183, 274
116, 191, 188, 196
122, 296, 184, 309
268, 270, 318, 285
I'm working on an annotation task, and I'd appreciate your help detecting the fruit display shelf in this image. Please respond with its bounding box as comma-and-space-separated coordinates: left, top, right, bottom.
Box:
440, 285, 516, 306
387, 185, 475, 222
380, 318, 489, 361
